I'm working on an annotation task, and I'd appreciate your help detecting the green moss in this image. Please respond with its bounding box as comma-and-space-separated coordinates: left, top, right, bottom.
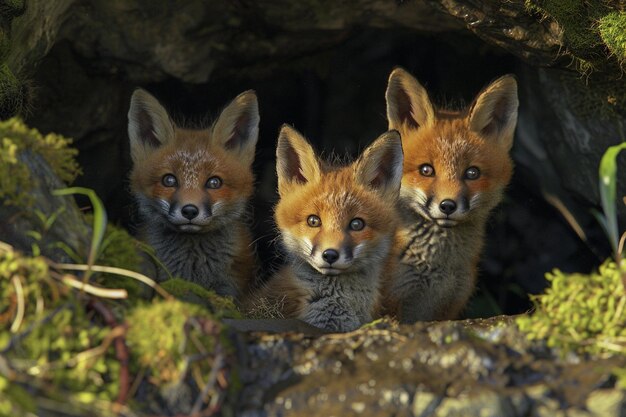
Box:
524, 0, 626, 76
599, 12, 626, 64
527, 0, 608, 55
0, 0, 25, 19
126, 299, 220, 384
0, 65, 26, 119
516, 260, 626, 356
0, 244, 119, 408
84, 216, 145, 297
160, 278, 241, 318
0, 118, 81, 206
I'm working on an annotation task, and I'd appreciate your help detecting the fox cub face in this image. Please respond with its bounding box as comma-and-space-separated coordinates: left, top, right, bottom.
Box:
386, 68, 518, 227
128, 89, 259, 232
275, 125, 403, 276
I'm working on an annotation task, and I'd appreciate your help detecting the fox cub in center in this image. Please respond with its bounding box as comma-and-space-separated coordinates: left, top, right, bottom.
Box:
384, 68, 518, 322
128, 89, 259, 298
250, 125, 403, 332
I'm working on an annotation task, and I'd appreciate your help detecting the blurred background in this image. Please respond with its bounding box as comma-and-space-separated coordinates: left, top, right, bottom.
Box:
5, 0, 625, 316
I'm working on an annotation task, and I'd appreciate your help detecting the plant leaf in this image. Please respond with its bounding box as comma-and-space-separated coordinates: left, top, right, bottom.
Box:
598, 142, 626, 257
52, 187, 107, 281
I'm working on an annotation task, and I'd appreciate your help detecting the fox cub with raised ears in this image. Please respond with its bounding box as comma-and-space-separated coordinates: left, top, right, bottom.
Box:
128, 89, 259, 298
383, 68, 518, 322
248, 125, 403, 332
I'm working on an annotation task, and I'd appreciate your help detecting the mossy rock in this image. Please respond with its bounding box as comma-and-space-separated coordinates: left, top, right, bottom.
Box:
160, 278, 242, 318
0, 65, 28, 120
0, 117, 80, 207
525, 1, 625, 74
0, 0, 25, 19
126, 299, 222, 384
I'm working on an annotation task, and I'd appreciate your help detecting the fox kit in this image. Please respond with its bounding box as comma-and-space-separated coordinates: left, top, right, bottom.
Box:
128, 89, 259, 298
384, 68, 518, 322
250, 125, 403, 332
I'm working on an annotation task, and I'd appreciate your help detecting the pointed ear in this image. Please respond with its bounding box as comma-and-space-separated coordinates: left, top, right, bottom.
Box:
386, 67, 435, 131
212, 90, 259, 166
128, 89, 175, 162
276, 125, 321, 196
468, 75, 518, 149
354, 130, 404, 200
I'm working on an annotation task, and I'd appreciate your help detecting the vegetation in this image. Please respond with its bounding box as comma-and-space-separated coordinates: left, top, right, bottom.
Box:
0, 118, 80, 206
517, 143, 626, 385
516, 261, 626, 356
524, 1, 624, 73
0, 119, 241, 416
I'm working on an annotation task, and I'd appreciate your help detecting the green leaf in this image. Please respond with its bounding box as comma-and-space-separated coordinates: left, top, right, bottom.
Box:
53, 187, 107, 280
598, 142, 626, 257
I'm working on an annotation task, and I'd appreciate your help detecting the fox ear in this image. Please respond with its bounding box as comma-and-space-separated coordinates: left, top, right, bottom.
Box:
468, 75, 518, 149
386, 67, 435, 131
128, 89, 175, 162
212, 90, 259, 166
354, 130, 404, 200
276, 125, 321, 196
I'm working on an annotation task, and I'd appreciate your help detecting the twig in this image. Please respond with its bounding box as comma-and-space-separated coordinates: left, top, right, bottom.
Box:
51, 262, 172, 299
91, 300, 131, 408
55, 272, 128, 299
190, 350, 225, 416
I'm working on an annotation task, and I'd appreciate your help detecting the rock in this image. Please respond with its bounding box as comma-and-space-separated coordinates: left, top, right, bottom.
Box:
0, 147, 90, 262
234, 317, 626, 416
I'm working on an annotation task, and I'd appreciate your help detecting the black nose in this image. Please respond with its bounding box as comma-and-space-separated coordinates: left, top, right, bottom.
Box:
322, 249, 340, 264
439, 199, 457, 215
181, 204, 199, 220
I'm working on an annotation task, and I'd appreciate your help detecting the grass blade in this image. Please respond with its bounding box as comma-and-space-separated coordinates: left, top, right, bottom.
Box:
52, 187, 107, 281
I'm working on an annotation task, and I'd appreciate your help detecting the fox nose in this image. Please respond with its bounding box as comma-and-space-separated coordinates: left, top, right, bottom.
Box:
322, 249, 340, 264
181, 204, 199, 220
439, 199, 457, 215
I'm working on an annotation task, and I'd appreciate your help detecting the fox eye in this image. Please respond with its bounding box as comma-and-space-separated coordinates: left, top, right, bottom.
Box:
419, 164, 435, 177
162, 174, 178, 187
206, 176, 222, 189
349, 218, 365, 231
464, 167, 480, 180
307, 215, 321, 228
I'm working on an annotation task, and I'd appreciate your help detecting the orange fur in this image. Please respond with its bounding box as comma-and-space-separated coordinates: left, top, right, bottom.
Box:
128, 89, 259, 298
246, 126, 403, 331
383, 68, 518, 322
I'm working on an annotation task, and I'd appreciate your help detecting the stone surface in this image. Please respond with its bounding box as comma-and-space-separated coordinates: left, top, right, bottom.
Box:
0, 149, 91, 262
233, 317, 626, 416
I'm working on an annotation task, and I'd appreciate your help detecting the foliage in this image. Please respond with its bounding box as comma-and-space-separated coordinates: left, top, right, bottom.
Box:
599, 12, 626, 65
518, 142, 626, 393
524, 0, 622, 72
517, 261, 626, 356
126, 299, 221, 385
0, 243, 118, 415
594, 142, 626, 258
87, 216, 145, 298
0, 117, 80, 206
